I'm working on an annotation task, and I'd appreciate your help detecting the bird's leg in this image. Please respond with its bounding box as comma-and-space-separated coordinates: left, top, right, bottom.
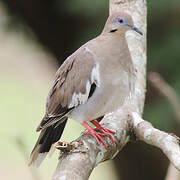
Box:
82, 121, 108, 149
90, 120, 116, 144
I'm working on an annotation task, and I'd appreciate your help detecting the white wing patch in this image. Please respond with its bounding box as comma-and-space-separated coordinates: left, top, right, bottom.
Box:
68, 63, 101, 109
68, 80, 91, 108
91, 63, 101, 87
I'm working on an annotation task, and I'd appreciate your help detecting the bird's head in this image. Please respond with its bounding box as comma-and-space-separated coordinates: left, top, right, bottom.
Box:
103, 12, 143, 36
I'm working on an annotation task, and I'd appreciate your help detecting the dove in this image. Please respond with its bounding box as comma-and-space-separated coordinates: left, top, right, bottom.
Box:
29, 12, 142, 167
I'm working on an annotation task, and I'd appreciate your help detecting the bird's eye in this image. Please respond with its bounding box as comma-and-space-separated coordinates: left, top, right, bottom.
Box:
118, 18, 124, 23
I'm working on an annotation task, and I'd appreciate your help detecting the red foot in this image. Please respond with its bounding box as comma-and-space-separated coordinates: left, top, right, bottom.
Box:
91, 120, 115, 134
82, 121, 116, 149
91, 120, 116, 144
82, 121, 108, 148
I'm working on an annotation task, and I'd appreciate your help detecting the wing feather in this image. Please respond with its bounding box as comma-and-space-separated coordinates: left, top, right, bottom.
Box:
37, 47, 98, 131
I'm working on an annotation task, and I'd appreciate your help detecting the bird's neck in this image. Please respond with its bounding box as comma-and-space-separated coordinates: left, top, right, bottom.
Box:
101, 32, 133, 69
101, 32, 129, 53
101, 31, 127, 44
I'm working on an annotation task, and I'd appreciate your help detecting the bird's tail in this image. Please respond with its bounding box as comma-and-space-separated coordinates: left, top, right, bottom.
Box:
29, 118, 67, 167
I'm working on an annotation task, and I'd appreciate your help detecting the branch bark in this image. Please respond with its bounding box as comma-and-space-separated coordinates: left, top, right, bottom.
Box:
132, 113, 180, 170
52, 1, 180, 180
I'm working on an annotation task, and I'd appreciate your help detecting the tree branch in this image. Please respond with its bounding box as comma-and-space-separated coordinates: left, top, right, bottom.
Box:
52, 0, 180, 179
52, 0, 147, 179
132, 112, 180, 170
52, 0, 180, 178
53, 109, 131, 180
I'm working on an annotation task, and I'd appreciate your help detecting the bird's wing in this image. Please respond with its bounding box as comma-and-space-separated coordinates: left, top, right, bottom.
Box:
37, 47, 100, 131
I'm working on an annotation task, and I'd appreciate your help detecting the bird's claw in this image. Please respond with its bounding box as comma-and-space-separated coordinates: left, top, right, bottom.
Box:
82, 121, 116, 149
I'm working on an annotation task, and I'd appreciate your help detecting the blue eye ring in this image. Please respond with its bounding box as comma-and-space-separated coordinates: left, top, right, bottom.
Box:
116, 17, 126, 25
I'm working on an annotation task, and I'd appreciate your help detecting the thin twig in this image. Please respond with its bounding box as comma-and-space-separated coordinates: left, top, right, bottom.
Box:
148, 72, 180, 122
148, 72, 180, 179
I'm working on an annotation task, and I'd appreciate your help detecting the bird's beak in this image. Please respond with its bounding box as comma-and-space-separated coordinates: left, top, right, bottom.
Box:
127, 24, 143, 36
